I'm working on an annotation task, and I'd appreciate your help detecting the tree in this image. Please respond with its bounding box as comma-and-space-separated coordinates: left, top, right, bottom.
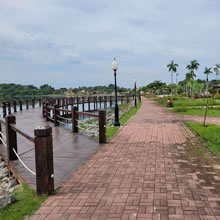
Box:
167, 60, 178, 84
39, 84, 55, 95
185, 72, 193, 96
186, 60, 200, 79
214, 63, 220, 81
203, 67, 213, 126
186, 60, 200, 97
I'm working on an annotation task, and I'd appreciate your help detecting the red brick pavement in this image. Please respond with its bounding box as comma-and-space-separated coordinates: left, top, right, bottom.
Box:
30, 98, 220, 220
179, 114, 220, 126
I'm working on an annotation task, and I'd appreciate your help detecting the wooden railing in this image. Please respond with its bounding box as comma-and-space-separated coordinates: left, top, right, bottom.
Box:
43, 104, 106, 144
0, 116, 54, 195
43, 95, 131, 112
0, 95, 133, 118
0, 98, 42, 117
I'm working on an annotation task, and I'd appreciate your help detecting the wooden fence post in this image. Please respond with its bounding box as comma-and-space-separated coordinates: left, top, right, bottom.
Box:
26, 100, 29, 110
0, 123, 2, 144
99, 96, 102, 109
39, 99, 41, 107
45, 103, 49, 121
104, 96, 107, 109
99, 110, 106, 144
13, 101, 17, 113
3, 102, 6, 117
93, 97, 96, 111
72, 106, 78, 133
42, 102, 45, 117
5, 115, 18, 160
82, 97, 85, 112
19, 100, 22, 111
110, 96, 112, 107
54, 104, 59, 126
7, 102, 11, 115
77, 97, 79, 109
32, 99, 35, 108
88, 97, 90, 112
34, 126, 54, 195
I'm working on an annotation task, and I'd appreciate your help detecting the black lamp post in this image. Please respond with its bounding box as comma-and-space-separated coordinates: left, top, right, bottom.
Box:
112, 58, 120, 126
134, 80, 137, 108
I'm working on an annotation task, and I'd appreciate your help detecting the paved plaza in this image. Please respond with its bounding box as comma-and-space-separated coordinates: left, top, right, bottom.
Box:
30, 98, 220, 220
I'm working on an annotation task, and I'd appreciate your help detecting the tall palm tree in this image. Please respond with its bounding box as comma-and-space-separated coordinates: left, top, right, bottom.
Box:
203, 67, 213, 126
185, 72, 193, 96
186, 60, 200, 97
186, 60, 200, 79
214, 63, 220, 81
167, 60, 178, 84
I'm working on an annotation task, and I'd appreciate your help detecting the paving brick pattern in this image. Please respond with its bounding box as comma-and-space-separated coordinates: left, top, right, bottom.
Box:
30, 98, 220, 220
180, 114, 220, 126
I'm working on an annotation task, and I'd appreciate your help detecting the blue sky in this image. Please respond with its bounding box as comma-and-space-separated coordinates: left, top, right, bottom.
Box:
0, 0, 219, 88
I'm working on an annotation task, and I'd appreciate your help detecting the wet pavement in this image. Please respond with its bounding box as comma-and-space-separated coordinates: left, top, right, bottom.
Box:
29, 98, 220, 219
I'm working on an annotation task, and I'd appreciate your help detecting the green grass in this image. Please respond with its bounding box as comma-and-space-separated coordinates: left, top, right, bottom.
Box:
106, 101, 141, 140
154, 96, 220, 107
0, 184, 47, 220
173, 98, 218, 107
187, 122, 220, 156
172, 106, 220, 117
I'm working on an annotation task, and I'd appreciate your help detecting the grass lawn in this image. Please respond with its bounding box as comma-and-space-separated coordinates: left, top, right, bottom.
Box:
187, 122, 220, 156
173, 98, 219, 107
172, 107, 220, 117
0, 184, 47, 220
154, 96, 220, 107
106, 101, 141, 140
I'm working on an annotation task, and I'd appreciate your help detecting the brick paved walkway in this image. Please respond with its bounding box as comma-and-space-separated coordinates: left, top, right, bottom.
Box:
180, 114, 220, 126
30, 98, 220, 220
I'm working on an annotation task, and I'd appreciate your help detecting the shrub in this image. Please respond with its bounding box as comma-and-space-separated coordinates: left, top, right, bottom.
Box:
214, 93, 220, 100
171, 107, 187, 112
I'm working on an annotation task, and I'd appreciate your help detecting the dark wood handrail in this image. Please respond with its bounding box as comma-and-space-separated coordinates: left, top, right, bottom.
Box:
47, 106, 54, 110
56, 108, 71, 113
75, 111, 99, 118
10, 124, 35, 143
0, 118, 6, 125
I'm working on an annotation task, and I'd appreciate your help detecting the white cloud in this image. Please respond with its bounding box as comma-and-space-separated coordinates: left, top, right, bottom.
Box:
0, 0, 220, 87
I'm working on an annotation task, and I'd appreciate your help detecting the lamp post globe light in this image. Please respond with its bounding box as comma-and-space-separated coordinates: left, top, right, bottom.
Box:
112, 58, 120, 126
134, 80, 137, 108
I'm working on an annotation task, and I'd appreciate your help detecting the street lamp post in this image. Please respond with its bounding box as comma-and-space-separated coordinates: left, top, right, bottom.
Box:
134, 80, 137, 108
112, 58, 120, 127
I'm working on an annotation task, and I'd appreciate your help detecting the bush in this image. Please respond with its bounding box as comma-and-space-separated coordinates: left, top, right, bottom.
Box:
171, 107, 187, 112
214, 93, 220, 100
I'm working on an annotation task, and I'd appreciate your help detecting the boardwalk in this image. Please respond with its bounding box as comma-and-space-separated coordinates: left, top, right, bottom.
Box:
0, 107, 100, 189
29, 97, 220, 220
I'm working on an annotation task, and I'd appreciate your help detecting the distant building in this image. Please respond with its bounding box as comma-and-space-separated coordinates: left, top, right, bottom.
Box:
214, 84, 220, 94
78, 90, 87, 95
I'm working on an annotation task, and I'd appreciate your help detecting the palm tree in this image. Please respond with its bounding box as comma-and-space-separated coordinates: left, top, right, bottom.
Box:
185, 72, 193, 96
203, 67, 213, 126
186, 60, 200, 97
214, 63, 220, 81
167, 60, 178, 84
186, 60, 200, 79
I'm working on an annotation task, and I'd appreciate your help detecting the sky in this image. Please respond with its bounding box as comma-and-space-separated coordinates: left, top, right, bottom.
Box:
0, 0, 219, 89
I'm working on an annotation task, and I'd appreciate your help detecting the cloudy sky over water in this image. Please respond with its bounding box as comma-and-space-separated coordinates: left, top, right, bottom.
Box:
0, 0, 219, 88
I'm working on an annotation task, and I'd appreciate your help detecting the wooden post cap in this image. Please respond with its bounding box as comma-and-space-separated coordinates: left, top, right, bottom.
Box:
34, 126, 52, 137
99, 109, 106, 114
5, 115, 16, 122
